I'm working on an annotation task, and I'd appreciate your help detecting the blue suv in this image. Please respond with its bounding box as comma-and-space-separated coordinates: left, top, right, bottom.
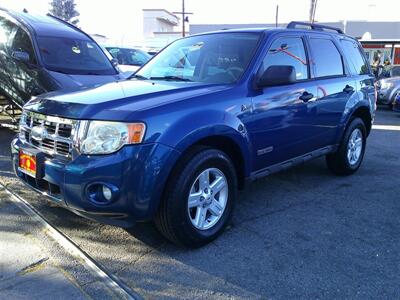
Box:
12, 22, 376, 247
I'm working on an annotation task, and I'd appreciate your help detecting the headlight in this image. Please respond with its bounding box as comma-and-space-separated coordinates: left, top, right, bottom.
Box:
80, 121, 146, 154
380, 81, 393, 90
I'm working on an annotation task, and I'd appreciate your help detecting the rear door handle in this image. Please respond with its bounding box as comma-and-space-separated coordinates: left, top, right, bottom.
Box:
299, 91, 314, 102
343, 85, 354, 93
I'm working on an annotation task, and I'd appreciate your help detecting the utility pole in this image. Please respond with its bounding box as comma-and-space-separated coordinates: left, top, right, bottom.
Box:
173, 0, 193, 37
309, 0, 318, 23
275, 5, 279, 28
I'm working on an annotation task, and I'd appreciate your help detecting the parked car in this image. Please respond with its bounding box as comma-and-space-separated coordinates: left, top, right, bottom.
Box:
104, 46, 151, 73
0, 8, 123, 126
376, 66, 400, 107
12, 22, 376, 247
393, 91, 400, 112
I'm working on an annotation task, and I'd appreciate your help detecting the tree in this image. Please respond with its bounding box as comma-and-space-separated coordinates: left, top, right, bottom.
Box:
49, 0, 80, 25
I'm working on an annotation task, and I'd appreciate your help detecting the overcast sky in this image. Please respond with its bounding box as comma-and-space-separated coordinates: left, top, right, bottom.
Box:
1, 0, 399, 44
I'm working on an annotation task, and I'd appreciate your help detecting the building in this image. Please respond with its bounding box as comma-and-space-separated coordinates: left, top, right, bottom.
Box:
143, 9, 186, 49
89, 33, 108, 45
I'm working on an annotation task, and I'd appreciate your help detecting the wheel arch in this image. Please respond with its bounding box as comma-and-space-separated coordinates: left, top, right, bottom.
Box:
349, 105, 372, 136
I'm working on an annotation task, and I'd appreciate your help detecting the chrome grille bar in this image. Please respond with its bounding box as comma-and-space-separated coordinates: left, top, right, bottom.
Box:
19, 111, 78, 158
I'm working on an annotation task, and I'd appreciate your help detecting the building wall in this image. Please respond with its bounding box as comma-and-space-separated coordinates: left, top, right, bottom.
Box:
143, 9, 179, 38
190, 22, 344, 35
190, 21, 400, 40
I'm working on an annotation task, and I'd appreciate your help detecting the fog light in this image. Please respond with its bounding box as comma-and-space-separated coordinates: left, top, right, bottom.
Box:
102, 185, 112, 201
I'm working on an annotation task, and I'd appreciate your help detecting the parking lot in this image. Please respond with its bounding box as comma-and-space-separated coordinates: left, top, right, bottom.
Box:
0, 108, 399, 299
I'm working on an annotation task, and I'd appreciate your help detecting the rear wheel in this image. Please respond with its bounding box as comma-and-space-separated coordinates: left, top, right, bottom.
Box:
154, 148, 237, 248
326, 118, 366, 175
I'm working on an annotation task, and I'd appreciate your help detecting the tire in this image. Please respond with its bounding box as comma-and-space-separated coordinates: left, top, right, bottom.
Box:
326, 118, 367, 175
154, 148, 238, 248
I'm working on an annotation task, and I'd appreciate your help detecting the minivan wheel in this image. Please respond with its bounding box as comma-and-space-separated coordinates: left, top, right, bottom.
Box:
326, 118, 366, 175
154, 148, 237, 248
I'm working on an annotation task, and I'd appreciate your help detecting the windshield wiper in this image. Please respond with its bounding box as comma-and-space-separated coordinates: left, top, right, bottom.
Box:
129, 74, 148, 80
149, 76, 192, 82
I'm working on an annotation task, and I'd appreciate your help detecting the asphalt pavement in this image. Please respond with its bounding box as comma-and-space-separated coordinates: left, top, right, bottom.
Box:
0, 108, 399, 299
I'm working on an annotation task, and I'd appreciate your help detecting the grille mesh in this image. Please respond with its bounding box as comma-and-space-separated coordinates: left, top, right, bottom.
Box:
20, 112, 76, 158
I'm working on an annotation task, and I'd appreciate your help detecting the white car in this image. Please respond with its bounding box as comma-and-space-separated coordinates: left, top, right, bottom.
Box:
104, 46, 151, 73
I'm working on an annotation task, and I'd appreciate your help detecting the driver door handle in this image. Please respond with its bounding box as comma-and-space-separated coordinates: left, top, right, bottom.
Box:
299, 91, 314, 102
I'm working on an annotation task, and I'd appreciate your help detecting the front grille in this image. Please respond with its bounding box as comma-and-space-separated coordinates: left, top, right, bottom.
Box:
20, 112, 78, 158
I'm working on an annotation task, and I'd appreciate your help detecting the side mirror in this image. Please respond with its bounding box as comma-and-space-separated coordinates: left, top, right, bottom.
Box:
111, 57, 119, 67
12, 50, 30, 63
257, 65, 296, 88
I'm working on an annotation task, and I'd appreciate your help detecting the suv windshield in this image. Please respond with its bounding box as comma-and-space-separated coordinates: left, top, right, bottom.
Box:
37, 37, 117, 75
135, 33, 261, 84
106, 47, 151, 66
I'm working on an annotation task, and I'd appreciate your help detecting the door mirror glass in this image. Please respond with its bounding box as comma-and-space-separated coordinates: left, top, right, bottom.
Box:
12, 50, 30, 63
258, 65, 296, 87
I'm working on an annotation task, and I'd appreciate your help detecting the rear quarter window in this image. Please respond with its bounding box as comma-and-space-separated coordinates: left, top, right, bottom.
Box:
340, 39, 370, 75
309, 38, 344, 78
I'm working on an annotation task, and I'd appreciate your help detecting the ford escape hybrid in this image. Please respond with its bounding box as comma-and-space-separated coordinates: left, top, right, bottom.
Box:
12, 22, 376, 247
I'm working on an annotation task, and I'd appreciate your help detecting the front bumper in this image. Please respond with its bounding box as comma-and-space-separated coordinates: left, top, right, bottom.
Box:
11, 138, 180, 227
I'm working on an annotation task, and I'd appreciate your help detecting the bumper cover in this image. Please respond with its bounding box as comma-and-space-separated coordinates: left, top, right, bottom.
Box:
11, 138, 180, 227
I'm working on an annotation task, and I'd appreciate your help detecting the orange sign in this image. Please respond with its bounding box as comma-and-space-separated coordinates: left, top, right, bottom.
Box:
19, 151, 36, 177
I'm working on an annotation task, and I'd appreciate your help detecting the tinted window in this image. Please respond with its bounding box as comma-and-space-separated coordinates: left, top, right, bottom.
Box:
11, 28, 37, 64
340, 40, 369, 75
136, 33, 260, 84
310, 38, 343, 77
263, 37, 308, 80
37, 37, 117, 75
106, 47, 151, 66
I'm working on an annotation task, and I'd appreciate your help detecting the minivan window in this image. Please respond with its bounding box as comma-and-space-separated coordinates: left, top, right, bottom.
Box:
340, 40, 370, 75
37, 37, 117, 75
136, 33, 261, 84
11, 28, 37, 65
262, 37, 309, 80
309, 38, 344, 78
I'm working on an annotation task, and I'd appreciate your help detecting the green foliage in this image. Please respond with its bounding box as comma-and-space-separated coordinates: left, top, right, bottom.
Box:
49, 0, 80, 25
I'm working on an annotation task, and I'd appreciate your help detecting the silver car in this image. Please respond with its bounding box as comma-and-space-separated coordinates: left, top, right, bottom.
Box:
377, 66, 400, 107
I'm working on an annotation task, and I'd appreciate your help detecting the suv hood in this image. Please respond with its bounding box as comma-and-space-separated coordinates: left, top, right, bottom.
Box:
48, 70, 122, 89
24, 79, 230, 120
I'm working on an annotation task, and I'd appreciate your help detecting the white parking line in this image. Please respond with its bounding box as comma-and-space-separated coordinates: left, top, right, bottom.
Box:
372, 124, 400, 131
0, 182, 141, 300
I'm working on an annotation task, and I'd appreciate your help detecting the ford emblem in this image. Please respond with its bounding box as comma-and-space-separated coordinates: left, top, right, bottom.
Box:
31, 126, 48, 141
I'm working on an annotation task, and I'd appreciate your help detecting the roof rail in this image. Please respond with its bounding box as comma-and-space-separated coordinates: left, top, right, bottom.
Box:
287, 21, 344, 34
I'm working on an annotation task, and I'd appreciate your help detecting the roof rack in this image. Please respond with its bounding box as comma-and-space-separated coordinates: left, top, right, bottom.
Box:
287, 21, 344, 34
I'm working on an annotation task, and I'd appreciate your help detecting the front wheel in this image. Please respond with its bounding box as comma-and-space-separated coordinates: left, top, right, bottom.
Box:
326, 118, 367, 175
154, 148, 237, 248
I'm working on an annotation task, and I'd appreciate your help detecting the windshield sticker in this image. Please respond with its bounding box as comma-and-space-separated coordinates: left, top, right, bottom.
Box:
72, 46, 81, 54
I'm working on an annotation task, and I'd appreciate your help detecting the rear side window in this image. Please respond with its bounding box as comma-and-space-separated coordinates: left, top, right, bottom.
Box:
263, 37, 308, 80
309, 38, 344, 78
340, 40, 370, 75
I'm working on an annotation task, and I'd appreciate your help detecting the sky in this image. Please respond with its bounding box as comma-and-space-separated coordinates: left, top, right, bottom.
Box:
1, 0, 399, 45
